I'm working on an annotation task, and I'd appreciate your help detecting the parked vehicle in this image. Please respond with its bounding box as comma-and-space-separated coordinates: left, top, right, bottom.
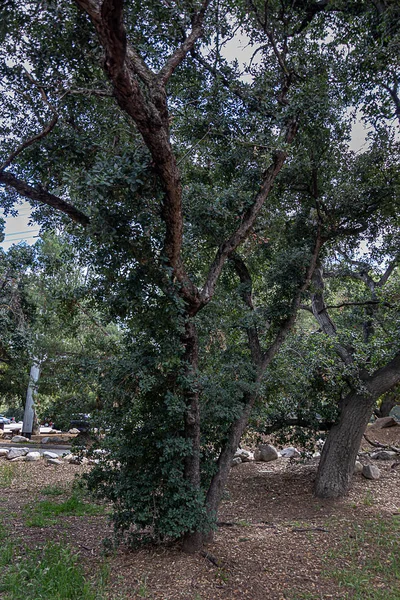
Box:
0, 415, 11, 424
70, 413, 90, 433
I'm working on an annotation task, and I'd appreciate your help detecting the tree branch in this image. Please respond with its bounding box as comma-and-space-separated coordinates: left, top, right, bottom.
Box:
0, 171, 90, 226
158, 0, 211, 85
199, 119, 299, 307
230, 253, 263, 367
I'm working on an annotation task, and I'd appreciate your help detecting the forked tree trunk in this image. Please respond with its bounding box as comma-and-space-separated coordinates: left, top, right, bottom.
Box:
314, 391, 375, 498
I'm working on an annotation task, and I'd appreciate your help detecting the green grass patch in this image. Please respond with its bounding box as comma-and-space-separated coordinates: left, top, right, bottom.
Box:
25, 493, 106, 527
41, 484, 68, 497
0, 541, 104, 599
324, 515, 400, 599
0, 463, 16, 486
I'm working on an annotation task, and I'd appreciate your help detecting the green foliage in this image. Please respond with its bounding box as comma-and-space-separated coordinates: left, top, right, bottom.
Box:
24, 492, 105, 528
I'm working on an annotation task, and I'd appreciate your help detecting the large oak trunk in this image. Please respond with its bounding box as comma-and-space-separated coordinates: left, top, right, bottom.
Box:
314, 391, 375, 498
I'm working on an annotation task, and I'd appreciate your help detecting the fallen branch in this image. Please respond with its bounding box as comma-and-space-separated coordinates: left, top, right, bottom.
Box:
292, 527, 329, 533
363, 434, 400, 453
200, 550, 222, 567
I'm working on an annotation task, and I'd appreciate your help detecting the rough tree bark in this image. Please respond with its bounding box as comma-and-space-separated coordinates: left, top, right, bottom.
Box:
315, 353, 400, 499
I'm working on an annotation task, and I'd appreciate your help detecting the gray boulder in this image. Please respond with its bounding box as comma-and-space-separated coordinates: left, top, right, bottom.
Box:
254, 444, 279, 462
43, 451, 59, 459
11, 435, 30, 443
280, 447, 301, 459
25, 452, 41, 461
234, 449, 253, 462
47, 458, 62, 465
232, 457, 242, 466
354, 461, 363, 474
7, 447, 30, 460
362, 464, 381, 480
370, 451, 397, 461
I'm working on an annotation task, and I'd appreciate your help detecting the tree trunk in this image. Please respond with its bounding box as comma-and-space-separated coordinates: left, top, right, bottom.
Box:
181, 320, 203, 553
315, 352, 400, 498
314, 391, 375, 498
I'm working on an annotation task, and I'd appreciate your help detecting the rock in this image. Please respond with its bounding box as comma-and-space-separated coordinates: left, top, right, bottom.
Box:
370, 416, 399, 429
25, 452, 41, 461
41, 436, 64, 444
43, 451, 59, 459
0, 448, 9, 456
46, 458, 62, 465
68, 428, 80, 434
10, 456, 26, 462
6, 447, 30, 460
62, 453, 74, 461
232, 457, 242, 466
312, 452, 321, 459
362, 464, 381, 480
316, 439, 325, 449
48, 429, 62, 434
280, 447, 301, 459
370, 451, 398, 461
354, 461, 363, 474
234, 449, 253, 462
11, 435, 30, 443
254, 444, 279, 462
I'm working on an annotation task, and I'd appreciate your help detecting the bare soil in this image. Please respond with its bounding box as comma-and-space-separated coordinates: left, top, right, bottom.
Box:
1, 425, 399, 599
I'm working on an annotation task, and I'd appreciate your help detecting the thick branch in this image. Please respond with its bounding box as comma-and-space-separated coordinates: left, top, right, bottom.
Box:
158, 0, 211, 85
0, 171, 90, 226
367, 351, 400, 398
311, 266, 353, 365
260, 228, 323, 372
199, 119, 298, 307
230, 253, 263, 367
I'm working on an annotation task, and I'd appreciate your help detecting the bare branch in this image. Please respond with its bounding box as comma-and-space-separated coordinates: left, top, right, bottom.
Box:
158, 0, 211, 85
0, 171, 90, 226
322, 300, 395, 312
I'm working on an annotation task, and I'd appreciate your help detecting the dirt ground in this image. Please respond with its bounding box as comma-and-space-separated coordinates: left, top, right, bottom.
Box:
1, 424, 399, 600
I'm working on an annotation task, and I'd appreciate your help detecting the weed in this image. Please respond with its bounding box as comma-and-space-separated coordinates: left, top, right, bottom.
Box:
363, 490, 374, 506
0, 463, 15, 486
0, 541, 100, 599
41, 484, 67, 497
237, 519, 251, 527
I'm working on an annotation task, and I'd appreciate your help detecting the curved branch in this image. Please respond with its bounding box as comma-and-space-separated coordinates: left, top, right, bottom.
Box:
0, 171, 90, 226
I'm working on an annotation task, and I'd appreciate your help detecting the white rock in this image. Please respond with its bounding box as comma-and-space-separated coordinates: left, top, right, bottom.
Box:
312, 452, 321, 459
11, 435, 30, 443
10, 456, 26, 462
63, 453, 74, 461
0, 448, 9, 456
48, 429, 62, 434
232, 456, 242, 466
43, 451, 59, 459
68, 428, 80, 434
362, 464, 381, 480
254, 444, 279, 462
47, 458, 62, 465
354, 461, 363, 474
280, 447, 301, 458
234, 449, 254, 462
7, 447, 30, 460
25, 452, 41, 461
